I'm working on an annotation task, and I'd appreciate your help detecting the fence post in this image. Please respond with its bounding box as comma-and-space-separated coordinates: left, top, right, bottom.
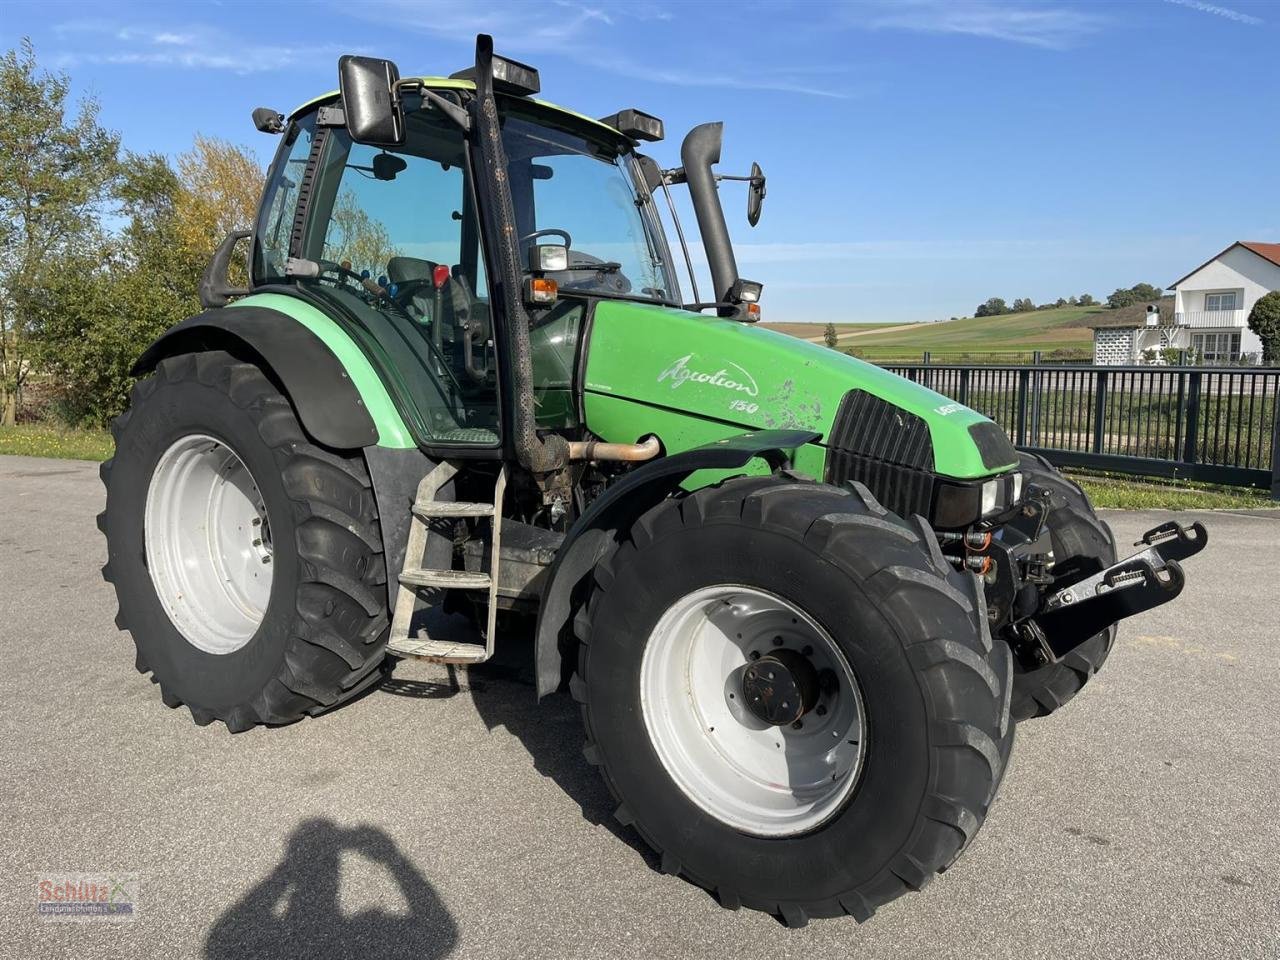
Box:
1182, 371, 1202, 465
1092, 369, 1108, 454
1015, 368, 1030, 446
958, 367, 970, 406
1270, 390, 1280, 500
1033, 350, 1042, 365
922, 351, 931, 366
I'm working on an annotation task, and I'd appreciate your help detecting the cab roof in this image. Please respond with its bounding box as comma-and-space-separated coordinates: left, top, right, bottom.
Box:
288, 76, 622, 140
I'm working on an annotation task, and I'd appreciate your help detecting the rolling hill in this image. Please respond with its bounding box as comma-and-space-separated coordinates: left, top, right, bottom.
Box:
764, 305, 1106, 360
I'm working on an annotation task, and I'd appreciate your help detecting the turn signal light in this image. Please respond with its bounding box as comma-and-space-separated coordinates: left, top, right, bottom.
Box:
525, 276, 558, 305
433, 264, 451, 289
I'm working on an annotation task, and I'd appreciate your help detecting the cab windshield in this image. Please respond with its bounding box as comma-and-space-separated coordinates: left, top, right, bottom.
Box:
501, 104, 678, 306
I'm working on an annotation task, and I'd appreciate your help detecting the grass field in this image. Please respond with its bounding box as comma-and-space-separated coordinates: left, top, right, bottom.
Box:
1067, 470, 1277, 511
0, 424, 114, 461
766, 305, 1103, 360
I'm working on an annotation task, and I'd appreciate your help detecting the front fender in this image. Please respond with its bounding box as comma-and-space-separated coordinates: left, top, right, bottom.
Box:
533, 429, 820, 697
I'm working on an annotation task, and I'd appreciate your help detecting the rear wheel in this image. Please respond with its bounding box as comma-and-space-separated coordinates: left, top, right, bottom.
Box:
99, 351, 390, 731
1009, 454, 1117, 722
572, 475, 1014, 925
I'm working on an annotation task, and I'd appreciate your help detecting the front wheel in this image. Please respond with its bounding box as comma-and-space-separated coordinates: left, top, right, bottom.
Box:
572, 475, 1014, 925
1009, 454, 1117, 722
99, 351, 390, 731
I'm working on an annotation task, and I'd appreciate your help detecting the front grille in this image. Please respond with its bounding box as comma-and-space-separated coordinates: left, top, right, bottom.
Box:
827, 390, 934, 471
826, 452, 934, 520
824, 390, 936, 518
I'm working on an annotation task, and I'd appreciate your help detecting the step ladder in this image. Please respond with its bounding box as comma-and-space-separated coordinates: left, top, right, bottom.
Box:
388, 460, 506, 664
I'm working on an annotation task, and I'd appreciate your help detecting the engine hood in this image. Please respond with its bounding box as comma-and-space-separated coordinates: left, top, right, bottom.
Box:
582, 301, 1014, 480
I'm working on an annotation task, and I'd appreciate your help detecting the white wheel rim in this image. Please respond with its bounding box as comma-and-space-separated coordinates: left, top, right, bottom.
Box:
144, 434, 273, 655
640, 585, 866, 837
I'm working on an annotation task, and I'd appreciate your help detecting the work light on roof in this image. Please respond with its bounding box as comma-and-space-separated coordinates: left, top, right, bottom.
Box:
451, 53, 540, 97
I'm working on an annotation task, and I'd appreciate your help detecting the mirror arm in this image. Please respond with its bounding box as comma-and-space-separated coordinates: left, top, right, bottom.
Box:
396, 80, 471, 132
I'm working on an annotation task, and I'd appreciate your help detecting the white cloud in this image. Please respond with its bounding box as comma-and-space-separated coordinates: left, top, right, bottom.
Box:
1163, 0, 1263, 25
51, 20, 363, 75
849, 0, 1107, 50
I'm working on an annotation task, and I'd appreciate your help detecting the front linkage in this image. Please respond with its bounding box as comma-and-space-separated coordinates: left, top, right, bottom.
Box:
940, 486, 1209, 670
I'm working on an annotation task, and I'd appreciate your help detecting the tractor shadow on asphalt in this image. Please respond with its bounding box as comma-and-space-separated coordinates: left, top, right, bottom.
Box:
377, 609, 659, 871
204, 818, 458, 960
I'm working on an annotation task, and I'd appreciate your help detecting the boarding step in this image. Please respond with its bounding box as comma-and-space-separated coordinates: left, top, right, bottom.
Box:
411, 500, 495, 519
386, 636, 489, 663
399, 568, 492, 590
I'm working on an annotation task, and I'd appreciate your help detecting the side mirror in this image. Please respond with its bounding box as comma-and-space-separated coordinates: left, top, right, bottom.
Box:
338, 55, 404, 146
747, 162, 767, 227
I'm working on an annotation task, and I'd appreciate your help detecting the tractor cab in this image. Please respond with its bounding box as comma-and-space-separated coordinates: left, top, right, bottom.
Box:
246, 54, 698, 453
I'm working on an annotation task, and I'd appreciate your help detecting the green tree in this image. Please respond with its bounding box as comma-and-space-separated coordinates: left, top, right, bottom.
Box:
33, 153, 198, 426
1130, 283, 1162, 302
1011, 297, 1035, 313
975, 297, 1008, 318
0, 38, 120, 424
823, 322, 838, 349
1078, 293, 1096, 306
1107, 287, 1137, 309
1247, 290, 1280, 364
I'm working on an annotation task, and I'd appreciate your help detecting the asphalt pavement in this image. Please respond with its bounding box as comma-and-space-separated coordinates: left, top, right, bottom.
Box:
1, 454, 1277, 959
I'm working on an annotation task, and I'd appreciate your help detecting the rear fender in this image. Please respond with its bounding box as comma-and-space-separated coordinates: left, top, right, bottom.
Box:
533, 429, 820, 697
133, 305, 390, 450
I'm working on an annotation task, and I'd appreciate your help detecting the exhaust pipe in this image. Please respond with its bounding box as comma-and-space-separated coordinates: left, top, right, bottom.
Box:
568, 435, 660, 463
680, 122, 739, 313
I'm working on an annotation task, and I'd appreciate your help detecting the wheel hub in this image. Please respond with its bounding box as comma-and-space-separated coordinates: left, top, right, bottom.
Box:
640, 584, 867, 837
741, 649, 820, 726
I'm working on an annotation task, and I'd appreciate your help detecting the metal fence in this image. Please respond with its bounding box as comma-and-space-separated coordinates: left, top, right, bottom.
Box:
883, 363, 1280, 498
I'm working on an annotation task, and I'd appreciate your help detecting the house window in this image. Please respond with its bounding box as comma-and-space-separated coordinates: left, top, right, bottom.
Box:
1192, 332, 1241, 362
1204, 291, 1237, 312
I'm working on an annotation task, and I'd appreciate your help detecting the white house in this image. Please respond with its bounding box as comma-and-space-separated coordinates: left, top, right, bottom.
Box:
1090, 297, 1187, 365
1169, 241, 1280, 363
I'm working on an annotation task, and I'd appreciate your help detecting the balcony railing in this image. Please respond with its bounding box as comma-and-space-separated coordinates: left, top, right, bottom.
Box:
1174, 309, 1247, 328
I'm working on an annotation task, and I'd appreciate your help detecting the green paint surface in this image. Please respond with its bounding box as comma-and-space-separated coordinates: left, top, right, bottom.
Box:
584, 301, 1014, 479
227, 293, 415, 448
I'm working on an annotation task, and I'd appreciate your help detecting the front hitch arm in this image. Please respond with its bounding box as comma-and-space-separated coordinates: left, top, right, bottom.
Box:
1031, 520, 1208, 662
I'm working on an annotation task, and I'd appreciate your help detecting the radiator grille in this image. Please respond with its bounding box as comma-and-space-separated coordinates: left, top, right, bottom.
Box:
825, 390, 936, 518
827, 390, 934, 471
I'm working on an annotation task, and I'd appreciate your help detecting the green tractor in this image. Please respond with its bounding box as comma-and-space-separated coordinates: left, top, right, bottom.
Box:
99, 36, 1206, 925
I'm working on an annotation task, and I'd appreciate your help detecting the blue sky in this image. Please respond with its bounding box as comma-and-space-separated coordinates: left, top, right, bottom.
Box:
3, 0, 1277, 323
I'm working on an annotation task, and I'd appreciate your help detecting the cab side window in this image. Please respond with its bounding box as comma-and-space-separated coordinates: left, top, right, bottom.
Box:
254, 115, 315, 283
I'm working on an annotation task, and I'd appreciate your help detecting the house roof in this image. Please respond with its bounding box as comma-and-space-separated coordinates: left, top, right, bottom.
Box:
1169, 241, 1280, 289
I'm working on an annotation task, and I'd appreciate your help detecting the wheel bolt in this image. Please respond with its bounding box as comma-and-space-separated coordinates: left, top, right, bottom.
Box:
252, 539, 262, 547
262, 556, 272, 565
749, 651, 761, 661
791, 720, 803, 730
252, 517, 262, 526
772, 636, 783, 646
815, 704, 827, 716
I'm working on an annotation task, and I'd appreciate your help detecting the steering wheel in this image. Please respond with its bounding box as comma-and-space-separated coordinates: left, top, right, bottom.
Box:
312, 260, 380, 299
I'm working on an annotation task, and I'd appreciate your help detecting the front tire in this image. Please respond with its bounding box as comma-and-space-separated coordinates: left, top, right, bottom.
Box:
572, 475, 1014, 925
1009, 454, 1117, 722
99, 351, 390, 731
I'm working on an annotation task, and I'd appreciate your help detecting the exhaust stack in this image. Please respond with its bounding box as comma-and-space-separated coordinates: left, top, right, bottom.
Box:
680, 122, 739, 314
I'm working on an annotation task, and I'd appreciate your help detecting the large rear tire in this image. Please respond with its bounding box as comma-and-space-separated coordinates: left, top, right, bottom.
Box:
1009, 454, 1117, 722
99, 351, 390, 731
572, 475, 1014, 925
